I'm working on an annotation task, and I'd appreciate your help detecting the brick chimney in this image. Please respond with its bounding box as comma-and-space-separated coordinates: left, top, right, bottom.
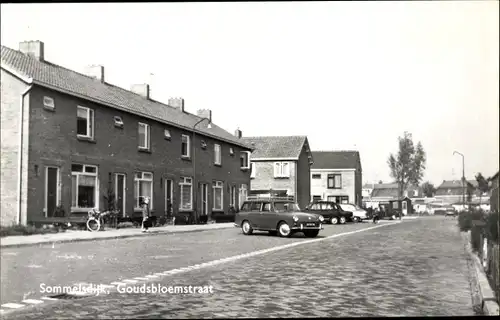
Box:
131, 84, 150, 99
85, 65, 105, 83
168, 98, 185, 112
234, 128, 242, 138
196, 109, 212, 122
19, 40, 44, 61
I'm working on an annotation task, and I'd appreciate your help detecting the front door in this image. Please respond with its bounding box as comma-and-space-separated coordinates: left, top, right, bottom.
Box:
165, 179, 173, 218
200, 183, 208, 216
46, 167, 59, 217
115, 173, 126, 217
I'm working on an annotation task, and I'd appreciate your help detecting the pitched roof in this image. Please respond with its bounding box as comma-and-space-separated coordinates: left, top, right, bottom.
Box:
310, 151, 360, 170
437, 180, 478, 189
370, 183, 422, 198
0, 44, 252, 150
240, 136, 309, 159
435, 180, 481, 196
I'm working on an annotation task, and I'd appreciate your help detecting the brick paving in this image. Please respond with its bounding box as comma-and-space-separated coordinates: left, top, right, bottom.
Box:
1, 217, 477, 318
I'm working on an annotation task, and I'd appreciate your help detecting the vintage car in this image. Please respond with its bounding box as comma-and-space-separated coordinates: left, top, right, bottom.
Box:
303, 201, 354, 224
235, 199, 324, 238
339, 203, 368, 222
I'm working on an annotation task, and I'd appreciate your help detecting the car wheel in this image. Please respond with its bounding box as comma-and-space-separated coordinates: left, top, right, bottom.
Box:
330, 217, 339, 225
339, 216, 346, 224
353, 217, 360, 223
241, 220, 253, 235
268, 230, 277, 236
277, 221, 292, 238
303, 230, 319, 238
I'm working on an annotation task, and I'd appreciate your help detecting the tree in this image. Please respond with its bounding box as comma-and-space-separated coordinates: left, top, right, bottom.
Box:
475, 172, 491, 207
387, 132, 427, 200
421, 181, 436, 198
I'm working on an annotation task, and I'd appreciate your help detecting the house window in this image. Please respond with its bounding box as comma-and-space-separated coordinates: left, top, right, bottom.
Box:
229, 148, 234, 156
201, 140, 207, 149
164, 129, 171, 140
213, 181, 224, 211
274, 162, 290, 178
313, 195, 322, 201
179, 177, 192, 210
250, 162, 256, 178
114, 116, 124, 128
71, 164, 98, 210
327, 174, 342, 189
134, 172, 153, 209
214, 144, 221, 165
138, 123, 150, 149
240, 151, 250, 169
181, 135, 190, 157
239, 184, 248, 209
312, 174, 321, 179
43, 96, 55, 109
229, 185, 237, 208
77, 106, 94, 138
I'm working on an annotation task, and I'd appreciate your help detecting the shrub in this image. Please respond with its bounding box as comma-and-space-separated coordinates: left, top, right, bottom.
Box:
485, 211, 499, 244
458, 209, 486, 232
0, 224, 64, 237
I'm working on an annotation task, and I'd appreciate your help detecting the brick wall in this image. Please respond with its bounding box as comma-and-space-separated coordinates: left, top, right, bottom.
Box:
24, 85, 250, 223
0, 70, 30, 226
310, 170, 356, 203
250, 161, 297, 197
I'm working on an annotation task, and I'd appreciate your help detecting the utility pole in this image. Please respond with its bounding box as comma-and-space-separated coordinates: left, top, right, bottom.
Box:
454, 151, 465, 210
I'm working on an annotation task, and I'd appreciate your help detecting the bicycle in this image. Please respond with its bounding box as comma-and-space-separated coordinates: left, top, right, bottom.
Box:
87, 209, 115, 232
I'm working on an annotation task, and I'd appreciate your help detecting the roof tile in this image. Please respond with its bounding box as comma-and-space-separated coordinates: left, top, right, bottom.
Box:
310, 151, 360, 170
240, 136, 307, 159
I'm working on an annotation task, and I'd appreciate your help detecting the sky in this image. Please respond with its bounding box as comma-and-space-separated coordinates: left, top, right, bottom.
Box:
1, 2, 498, 187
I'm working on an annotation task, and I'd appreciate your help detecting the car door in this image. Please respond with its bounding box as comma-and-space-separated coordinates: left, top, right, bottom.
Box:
249, 202, 263, 227
307, 203, 322, 216
259, 202, 276, 230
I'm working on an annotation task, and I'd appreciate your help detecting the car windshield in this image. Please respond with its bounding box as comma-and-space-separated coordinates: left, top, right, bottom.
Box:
274, 202, 300, 212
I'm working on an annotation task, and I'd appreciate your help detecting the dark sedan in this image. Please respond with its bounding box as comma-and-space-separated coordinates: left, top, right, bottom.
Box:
303, 201, 354, 224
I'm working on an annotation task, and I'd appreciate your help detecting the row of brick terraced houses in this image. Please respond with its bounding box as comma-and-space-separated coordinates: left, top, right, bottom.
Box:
1, 40, 363, 227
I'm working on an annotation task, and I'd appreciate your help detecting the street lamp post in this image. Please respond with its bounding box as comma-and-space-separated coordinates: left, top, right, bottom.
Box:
453, 151, 465, 209
192, 117, 212, 224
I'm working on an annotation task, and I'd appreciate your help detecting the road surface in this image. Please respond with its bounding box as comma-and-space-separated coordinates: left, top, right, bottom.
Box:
1, 217, 476, 318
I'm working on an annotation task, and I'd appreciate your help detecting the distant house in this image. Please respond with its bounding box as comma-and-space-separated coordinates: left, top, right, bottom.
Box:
435, 180, 484, 205
369, 183, 423, 202
490, 172, 499, 212
309, 151, 362, 206
240, 136, 313, 209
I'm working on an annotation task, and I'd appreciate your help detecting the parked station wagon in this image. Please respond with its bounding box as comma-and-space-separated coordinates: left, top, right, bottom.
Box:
303, 201, 354, 224
235, 199, 324, 238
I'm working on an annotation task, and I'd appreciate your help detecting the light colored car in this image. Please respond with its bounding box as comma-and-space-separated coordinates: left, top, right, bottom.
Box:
339, 204, 367, 222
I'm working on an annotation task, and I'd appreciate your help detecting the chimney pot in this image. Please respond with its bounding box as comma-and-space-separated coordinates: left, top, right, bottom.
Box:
196, 109, 212, 122
131, 84, 150, 99
234, 128, 242, 139
19, 40, 44, 61
85, 65, 105, 83
168, 98, 185, 112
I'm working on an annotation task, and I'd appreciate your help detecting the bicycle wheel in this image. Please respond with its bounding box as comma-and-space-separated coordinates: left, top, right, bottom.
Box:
87, 218, 100, 232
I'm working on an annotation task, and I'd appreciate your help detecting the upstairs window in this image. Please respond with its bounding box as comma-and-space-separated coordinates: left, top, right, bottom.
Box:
229, 148, 234, 156
181, 135, 190, 157
43, 96, 55, 110
164, 129, 171, 140
274, 162, 290, 178
214, 144, 221, 165
250, 163, 256, 178
240, 151, 250, 169
138, 122, 150, 150
327, 174, 342, 189
114, 116, 124, 128
77, 106, 94, 139
312, 174, 321, 179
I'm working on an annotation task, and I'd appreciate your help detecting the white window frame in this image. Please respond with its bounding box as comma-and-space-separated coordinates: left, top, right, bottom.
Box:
214, 144, 222, 165
44, 166, 61, 217
181, 135, 191, 158
43, 96, 55, 109
229, 147, 234, 156
71, 164, 99, 211
240, 151, 251, 169
229, 185, 236, 207
138, 122, 150, 149
179, 177, 193, 211
250, 162, 256, 178
114, 116, 124, 128
164, 129, 171, 140
76, 106, 94, 139
274, 162, 290, 178
213, 181, 224, 211
134, 171, 153, 209
239, 184, 248, 209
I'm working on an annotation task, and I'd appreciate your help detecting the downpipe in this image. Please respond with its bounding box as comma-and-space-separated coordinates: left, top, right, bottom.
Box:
17, 85, 33, 225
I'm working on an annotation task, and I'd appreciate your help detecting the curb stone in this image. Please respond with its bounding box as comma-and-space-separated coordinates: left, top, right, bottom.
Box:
0, 224, 235, 249
462, 231, 500, 316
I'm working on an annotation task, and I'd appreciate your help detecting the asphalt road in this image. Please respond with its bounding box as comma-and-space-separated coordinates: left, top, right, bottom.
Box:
1, 217, 476, 318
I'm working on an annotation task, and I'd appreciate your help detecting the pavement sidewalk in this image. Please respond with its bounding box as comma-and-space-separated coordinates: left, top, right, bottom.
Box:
0, 223, 235, 249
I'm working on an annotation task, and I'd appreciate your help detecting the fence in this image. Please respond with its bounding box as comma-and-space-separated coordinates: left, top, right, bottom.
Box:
470, 213, 500, 303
